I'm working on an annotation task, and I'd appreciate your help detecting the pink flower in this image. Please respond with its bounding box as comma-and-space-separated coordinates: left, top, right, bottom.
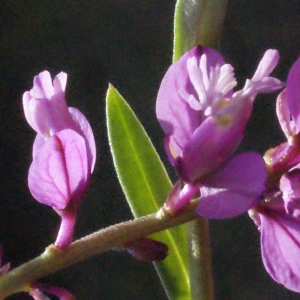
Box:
156, 46, 283, 217
250, 57, 300, 292
156, 46, 283, 183
264, 56, 300, 219
23, 71, 96, 248
250, 203, 300, 293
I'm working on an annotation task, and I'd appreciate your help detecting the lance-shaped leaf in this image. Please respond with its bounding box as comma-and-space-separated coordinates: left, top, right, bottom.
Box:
173, 0, 228, 62
106, 85, 190, 300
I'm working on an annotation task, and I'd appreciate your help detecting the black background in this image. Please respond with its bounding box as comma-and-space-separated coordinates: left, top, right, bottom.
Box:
1, 1, 300, 299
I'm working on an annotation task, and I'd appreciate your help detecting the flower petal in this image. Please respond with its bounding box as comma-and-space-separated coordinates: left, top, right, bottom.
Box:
69, 107, 96, 172
197, 152, 267, 219
48, 73, 76, 134
23, 71, 76, 138
23, 95, 52, 138
23, 91, 35, 130
251, 76, 284, 94
286, 56, 300, 134
276, 89, 294, 138
53, 72, 67, 94
32, 135, 46, 158
176, 116, 243, 182
28, 129, 88, 209
156, 45, 226, 150
251, 49, 280, 82
30, 71, 54, 99
259, 205, 300, 292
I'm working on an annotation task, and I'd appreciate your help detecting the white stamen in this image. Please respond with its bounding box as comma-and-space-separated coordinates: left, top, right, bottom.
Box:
200, 54, 209, 89
183, 55, 237, 118
187, 57, 208, 106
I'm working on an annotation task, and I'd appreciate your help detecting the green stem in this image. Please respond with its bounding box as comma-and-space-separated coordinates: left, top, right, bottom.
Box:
188, 218, 214, 300
0, 200, 199, 299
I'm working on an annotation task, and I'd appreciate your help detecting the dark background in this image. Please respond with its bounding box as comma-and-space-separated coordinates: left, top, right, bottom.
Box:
1, 1, 300, 299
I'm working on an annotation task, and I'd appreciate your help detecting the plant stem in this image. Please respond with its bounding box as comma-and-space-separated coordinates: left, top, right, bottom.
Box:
188, 217, 214, 300
0, 200, 199, 299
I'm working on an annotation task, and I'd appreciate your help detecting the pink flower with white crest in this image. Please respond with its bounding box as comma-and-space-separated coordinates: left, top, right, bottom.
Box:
156, 45, 283, 218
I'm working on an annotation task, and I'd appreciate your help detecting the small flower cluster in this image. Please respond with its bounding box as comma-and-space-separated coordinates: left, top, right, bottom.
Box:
156, 45, 300, 292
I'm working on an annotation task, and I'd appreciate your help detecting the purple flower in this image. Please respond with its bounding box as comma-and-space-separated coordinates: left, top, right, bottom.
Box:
271, 57, 300, 218
156, 46, 283, 218
249, 57, 300, 293
266, 57, 300, 171
249, 203, 300, 293
23, 71, 96, 248
156, 46, 283, 183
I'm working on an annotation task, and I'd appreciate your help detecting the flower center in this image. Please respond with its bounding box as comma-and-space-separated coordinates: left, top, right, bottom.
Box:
181, 54, 237, 119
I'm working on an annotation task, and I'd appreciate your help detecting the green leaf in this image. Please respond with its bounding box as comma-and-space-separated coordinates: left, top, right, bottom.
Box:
173, 0, 228, 62
106, 85, 190, 300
